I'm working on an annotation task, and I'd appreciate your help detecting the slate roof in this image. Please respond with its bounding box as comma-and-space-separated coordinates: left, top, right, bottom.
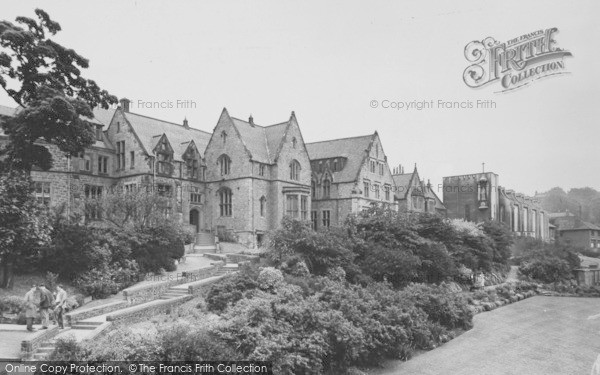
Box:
392, 172, 415, 199
123, 112, 212, 162
228, 117, 292, 164
306, 134, 374, 183
554, 215, 600, 231
92, 107, 116, 127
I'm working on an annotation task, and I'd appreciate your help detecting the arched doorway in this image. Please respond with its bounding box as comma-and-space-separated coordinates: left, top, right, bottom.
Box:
189, 208, 200, 233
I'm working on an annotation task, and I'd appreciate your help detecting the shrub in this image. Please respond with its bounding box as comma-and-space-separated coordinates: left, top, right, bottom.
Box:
0, 295, 29, 315
132, 223, 185, 274
519, 257, 573, 283
159, 321, 242, 360
74, 260, 139, 299
257, 267, 284, 290
399, 283, 473, 330
47, 337, 91, 361
205, 273, 259, 313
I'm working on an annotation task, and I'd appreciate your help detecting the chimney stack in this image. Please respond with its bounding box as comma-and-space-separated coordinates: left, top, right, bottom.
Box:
249, 115, 254, 127
120, 98, 130, 113
183, 117, 189, 129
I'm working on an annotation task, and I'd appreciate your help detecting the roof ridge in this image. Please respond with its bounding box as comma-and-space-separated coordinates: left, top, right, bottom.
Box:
306, 134, 374, 145
125, 111, 212, 136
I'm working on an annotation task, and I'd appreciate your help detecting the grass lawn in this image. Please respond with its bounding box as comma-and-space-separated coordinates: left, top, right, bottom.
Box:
369, 296, 600, 375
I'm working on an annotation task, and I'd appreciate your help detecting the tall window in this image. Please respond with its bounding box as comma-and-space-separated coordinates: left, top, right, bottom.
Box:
290, 160, 301, 181
374, 184, 380, 199
84, 185, 103, 220
322, 210, 331, 228
322, 179, 331, 198
97, 156, 108, 174
116, 141, 125, 170
187, 158, 199, 179
260, 196, 266, 217
363, 181, 370, 198
190, 187, 202, 204
286, 195, 299, 218
379, 163, 384, 175
311, 180, 316, 198
311, 211, 318, 230
221, 131, 227, 144
34, 182, 51, 205
116, 121, 121, 133
259, 164, 266, 177
332, 159, 339, 172
301, 196, 308, 220
219, 188, 232, 217
292, 137, 297, 148
384, 185, 390, 201
130, 151, 135, 169
218, 154, 231, 176
79, 153, 91, 172
370, 160, 376, 173
96, 126, 103, 141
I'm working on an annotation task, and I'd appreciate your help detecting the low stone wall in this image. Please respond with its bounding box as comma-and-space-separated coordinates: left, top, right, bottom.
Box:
106, 295, 193, 324
21, 326, 59, 360
188, 274, 230, 295
204, 253, 227, 262
65, 300, 128, 327
122, 265, 222, 305
226, 253, 260, 263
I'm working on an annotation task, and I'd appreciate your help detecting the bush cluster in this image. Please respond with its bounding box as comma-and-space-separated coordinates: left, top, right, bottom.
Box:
41, 220, 186, 298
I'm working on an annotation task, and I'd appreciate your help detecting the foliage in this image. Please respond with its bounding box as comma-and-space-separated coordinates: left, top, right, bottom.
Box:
0, 9, 117, 171
266, 216, 356, 277
0, 295, 29, 314
74, 260, 139, 299
159, 321, 242, 361
257, 267, 284, 290
47, 337, 91, 361
0, 171, 52, 288
399, 283, 473, 330
519, 257, 573, 283
205, 269, 259, 313
132, 222, 185, 273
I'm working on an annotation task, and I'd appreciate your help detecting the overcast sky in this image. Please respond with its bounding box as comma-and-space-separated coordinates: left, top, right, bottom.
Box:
1, 0, 598, 196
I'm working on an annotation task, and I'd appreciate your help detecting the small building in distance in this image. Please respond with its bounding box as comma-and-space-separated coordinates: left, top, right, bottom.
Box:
550, 211, 600, 251
392, 164, 446, 215
442, 171, 550, 240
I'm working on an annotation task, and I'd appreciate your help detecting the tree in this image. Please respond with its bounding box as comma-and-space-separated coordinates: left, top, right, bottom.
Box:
0, 171, 52, 288
0, 9, 116, 288
0, 9, 117, 170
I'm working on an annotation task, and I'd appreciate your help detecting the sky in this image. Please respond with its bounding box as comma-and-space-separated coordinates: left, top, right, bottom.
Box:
1, 0, 598, 196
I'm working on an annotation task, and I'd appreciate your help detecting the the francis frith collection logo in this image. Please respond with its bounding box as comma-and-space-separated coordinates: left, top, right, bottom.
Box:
463, 28, 572, 92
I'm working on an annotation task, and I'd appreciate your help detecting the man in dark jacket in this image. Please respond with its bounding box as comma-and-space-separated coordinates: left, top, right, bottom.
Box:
38, 284, 54, 329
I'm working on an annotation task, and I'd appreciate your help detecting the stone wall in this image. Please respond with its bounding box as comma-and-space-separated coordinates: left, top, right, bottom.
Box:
21, 326, 59, 360
65, 300, 128, 327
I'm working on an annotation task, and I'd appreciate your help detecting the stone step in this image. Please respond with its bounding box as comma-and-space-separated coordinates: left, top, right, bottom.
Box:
74, 321, 104, 326
71, 324, 100, 330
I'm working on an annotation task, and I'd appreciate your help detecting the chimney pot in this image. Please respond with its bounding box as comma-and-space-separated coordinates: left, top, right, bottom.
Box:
249, 115, 254, 127
183, 117, 189, 128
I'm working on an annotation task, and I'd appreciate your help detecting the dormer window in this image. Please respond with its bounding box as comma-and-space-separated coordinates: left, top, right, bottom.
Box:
95, 126, 103, 141
155, 137, 173, 176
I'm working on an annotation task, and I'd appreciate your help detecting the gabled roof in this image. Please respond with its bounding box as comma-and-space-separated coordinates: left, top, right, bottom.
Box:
122, 111, 212, 161
306, 134, 374, 183
392, 166, 420, 200
554, 215, 600, 231
229, 116, 291, 164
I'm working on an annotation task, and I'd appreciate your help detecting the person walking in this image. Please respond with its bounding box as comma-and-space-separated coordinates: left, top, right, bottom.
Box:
24, 285, 40, 332
54, 285, 68, 329
38, 284, 55, 329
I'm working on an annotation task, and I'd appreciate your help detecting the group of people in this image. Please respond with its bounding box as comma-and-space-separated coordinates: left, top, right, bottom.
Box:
23, 284, 68, 332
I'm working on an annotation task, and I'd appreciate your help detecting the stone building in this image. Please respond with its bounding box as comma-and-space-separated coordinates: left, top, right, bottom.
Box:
0, 100, 312, 248
305, 132, 397, 229
550, 212, 600, 250
391, 164, 446, 215
442, 171, 550, 240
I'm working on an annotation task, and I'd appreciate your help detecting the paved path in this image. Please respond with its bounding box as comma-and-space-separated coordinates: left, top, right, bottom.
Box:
506, 265, 519, 282
371, 296, 600, 375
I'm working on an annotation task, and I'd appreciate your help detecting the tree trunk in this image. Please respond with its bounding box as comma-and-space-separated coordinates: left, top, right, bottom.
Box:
0, 261, 15, 289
